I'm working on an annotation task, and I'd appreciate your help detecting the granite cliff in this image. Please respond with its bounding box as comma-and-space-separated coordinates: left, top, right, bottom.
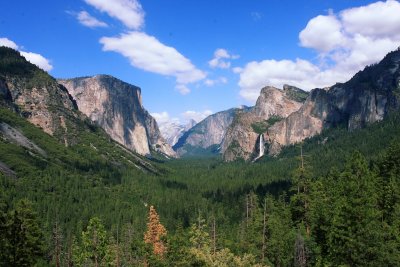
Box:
222, 86, 307, 161
266, 48, 400, 155
222, 48, 400, 161
58, 75, 176, 157
0, 47, 80, 146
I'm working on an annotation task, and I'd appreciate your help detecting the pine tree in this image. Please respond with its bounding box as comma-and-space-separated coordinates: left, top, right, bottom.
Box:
144, 205, 167, 257
6, 199, 44, 266
326, 152, 385, 266
290, 145, 312, 236
74, 217, 110, 267
0, 192, 8, 265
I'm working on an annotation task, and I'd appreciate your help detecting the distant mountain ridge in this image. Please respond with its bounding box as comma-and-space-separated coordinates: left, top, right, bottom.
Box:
158, 119, 196, 146
173, 107, 249, 157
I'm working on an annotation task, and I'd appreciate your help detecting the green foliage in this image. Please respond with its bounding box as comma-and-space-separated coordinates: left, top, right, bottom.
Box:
265, 197, 296, 267
251, 116, 283, 134
284, 88, 309, 103
1, 83, 400, 265
73, 217, 118, 267
0, 199, 44, 267
251, 121, 269, 134
0, 47, 54, 89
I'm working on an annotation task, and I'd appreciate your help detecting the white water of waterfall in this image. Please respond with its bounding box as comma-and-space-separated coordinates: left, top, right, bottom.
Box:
259, 134, 265, 157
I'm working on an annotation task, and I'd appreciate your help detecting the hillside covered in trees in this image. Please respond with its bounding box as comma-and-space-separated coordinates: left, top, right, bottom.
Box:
1, 101, 400, 265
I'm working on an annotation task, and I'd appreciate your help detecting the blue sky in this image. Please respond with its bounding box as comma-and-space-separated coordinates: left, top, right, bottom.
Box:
1, 0, 400, 125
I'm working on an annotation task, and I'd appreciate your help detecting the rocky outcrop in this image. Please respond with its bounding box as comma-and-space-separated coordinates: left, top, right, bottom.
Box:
58, 75, 176, 157
0, 122, 47, 157
223, 48, 400, 160
222, 86, 307, 161
173, 108, 242, 156
266, 49, 400, 155
0, 47, 79, 145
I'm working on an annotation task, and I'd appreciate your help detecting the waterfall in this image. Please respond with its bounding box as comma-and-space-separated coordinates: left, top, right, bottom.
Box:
252, 134, 265, 162
259, 134, 265, 157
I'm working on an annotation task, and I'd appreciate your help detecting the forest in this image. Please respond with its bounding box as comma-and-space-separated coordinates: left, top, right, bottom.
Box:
1, 100, 400, 266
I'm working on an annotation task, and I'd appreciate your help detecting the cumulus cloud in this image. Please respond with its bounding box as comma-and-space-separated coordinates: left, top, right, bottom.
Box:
80, 0, 205, 95
77, 11, 108, 28
341, 0, 400, 39
238, 0, 400, 102
20, 52, 53, 71
209, 48, 239, 69
0, 37, 53, 71
299, 14, 346, 52
0, 38, 18, 49
181, 110, 213, 123
84, 0, 144, 30
100, 31, 205, 93
151, 111, 171, 124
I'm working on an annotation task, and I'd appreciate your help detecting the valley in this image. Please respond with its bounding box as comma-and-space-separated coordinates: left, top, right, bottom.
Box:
0, 45, 400, 266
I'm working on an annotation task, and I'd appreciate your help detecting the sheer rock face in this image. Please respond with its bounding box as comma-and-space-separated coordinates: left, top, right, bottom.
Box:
253, 86, 303, 118
173, 109, 239, 156
58, 75, 176, 157
222, 49, 400, 161
264, 49, 400, 157
222, 86, 306, 161
2, 79, 77, 137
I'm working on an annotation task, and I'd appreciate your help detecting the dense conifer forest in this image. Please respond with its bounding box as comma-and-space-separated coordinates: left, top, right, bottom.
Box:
1, 103, 400, 266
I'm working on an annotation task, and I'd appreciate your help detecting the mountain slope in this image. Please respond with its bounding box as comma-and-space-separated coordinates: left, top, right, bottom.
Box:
158, 119, 196, 146
58, 75, 176, 157
265, 47, 400, 155
222, 85, 308, 161
0, 47, 81, 146
0, 47, 160, 178
173, 108, 243, 156
222, 48, 400, 161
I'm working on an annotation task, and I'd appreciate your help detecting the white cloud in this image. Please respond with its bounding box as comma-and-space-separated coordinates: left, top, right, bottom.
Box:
0, 37, 53, 71
238, 0, 400, 102
181, 110, 213, 123
204, 77, 228, 87
152, 110, 213, 127
20, 52, 53, 71
299, 14, 346, 52
175, 84, 190, 95
232, 67, 243, 74
0, 38, 18, 49
208, 48, 239, 69
151, 111, 171, 124
100, 32, 206, 87
341, 0, 400, 39
84, 0, 144, 30
77, 11, 108, 28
